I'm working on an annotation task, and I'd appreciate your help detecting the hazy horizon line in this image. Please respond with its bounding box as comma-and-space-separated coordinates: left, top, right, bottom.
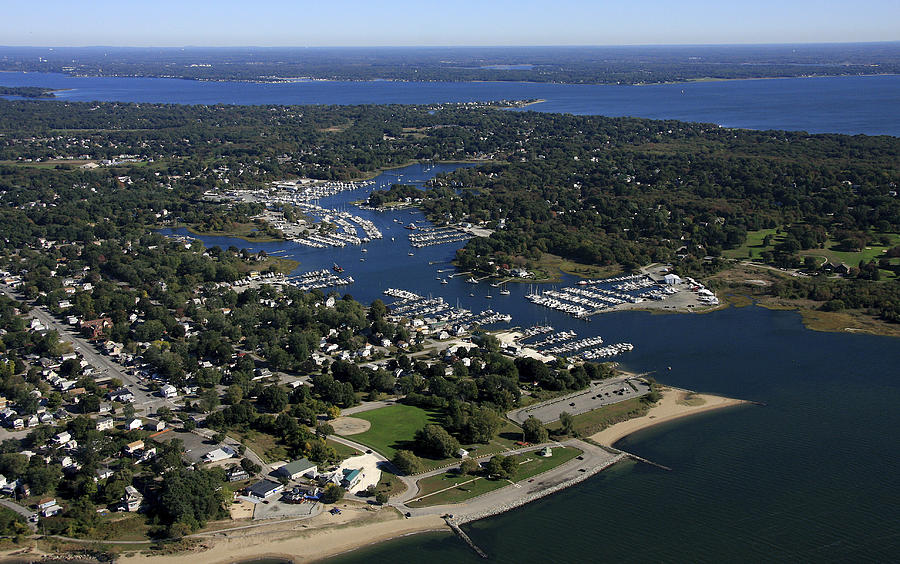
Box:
2, 40, 898, 50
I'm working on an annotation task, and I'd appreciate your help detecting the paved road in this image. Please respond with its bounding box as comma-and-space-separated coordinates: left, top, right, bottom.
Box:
341, 399, 400, 415
0, 284, 173, 414
391, 439, 568, 507
328, 434, 391, 466
0, 498, 36, 530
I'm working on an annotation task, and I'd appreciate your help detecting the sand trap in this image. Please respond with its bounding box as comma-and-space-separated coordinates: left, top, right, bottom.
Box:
331, 417, 371, 435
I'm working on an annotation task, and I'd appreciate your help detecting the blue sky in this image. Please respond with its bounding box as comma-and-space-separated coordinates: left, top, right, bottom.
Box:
2, 0, 897, 46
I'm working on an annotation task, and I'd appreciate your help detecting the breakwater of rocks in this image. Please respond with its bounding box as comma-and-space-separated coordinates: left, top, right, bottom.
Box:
455, 453, 627, 525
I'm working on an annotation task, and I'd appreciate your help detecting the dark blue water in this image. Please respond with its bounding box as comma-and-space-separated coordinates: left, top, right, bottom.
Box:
168, 163, 900, 562
2, 72, 898, 135
327, 306, 900, 564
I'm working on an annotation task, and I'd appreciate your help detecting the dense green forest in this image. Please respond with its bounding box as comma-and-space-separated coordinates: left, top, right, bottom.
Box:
1, 97, 898, 323
0, 93, 897, 539
0, 86, 56, 98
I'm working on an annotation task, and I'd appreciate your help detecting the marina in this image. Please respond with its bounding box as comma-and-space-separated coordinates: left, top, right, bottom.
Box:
408, 225, 474, 248
383, 288, 513, 330
10, 67, 896, 564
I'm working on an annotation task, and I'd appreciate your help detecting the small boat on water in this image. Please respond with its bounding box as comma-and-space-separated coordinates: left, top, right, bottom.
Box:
499, 287, 511, 296
466, 277, 478, 284
361, 248, 368, 252
360, 258, 365, 262
408, 252, 415, 256
469, 292, 475, 297
485, 294, 493, 299
441, 279, 449, 285
332, 263, 344, 273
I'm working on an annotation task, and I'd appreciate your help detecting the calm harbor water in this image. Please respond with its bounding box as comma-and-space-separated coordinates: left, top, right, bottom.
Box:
169, 163, 900, 562
1, 71, 898, 135
7, 71, 897, 560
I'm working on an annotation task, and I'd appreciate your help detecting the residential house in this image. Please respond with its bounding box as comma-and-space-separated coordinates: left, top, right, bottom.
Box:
122, 485, 143, 512
147, 420, 166, 432
80, 317, 113, 339
123, 440, 144, 455
96, 417, 115, 431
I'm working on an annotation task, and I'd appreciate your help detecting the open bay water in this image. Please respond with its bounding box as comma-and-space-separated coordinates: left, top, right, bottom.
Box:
327, 308, 900, 563
167, 163, 900, 562
1, 72, 898, 135
5, 69, 895, 559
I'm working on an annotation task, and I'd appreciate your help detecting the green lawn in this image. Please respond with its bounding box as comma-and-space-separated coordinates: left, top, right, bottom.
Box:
228, 430, 286, 463
374, 470, 408, 498
798, 233, 900, 270
408, 474, 505, 507
408, 446, 582, 507
722, 228, 781, 260
345, 404, 441, 459
724, 228, 900, 273
346, 405, 525, 472
326, 438, 363, 460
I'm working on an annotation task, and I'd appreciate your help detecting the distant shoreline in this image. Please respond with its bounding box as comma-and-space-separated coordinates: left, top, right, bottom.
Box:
3, 68, 896, 88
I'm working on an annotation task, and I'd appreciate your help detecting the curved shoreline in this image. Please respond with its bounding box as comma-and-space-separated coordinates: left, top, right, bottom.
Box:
86, 388, 746, 564
589, 387, 748, 447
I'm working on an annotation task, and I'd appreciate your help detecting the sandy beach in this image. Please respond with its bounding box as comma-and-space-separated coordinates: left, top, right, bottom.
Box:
589, 387, 747, 446
23, 388, 746, 564
118, 509, 446, 564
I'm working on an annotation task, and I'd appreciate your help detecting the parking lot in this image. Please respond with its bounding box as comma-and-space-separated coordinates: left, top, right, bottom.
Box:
509, 377, 651, 424
151, 428, 218, 463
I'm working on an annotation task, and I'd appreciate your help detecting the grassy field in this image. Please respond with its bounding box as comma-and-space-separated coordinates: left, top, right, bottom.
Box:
798, 233, 900, 272
722, 228, 781, 260
374, 470, 408, 498
346, 404, 442, 459
346, 405, 525, 471
723, 229, 900, 275
92, 514, 151, 541
186, 223, 283, 243
408, 447, 582, 507
326, 438, 363, 460
228, 430, 286, 463
548, 397, 651, 437
528, 253, 621, 282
